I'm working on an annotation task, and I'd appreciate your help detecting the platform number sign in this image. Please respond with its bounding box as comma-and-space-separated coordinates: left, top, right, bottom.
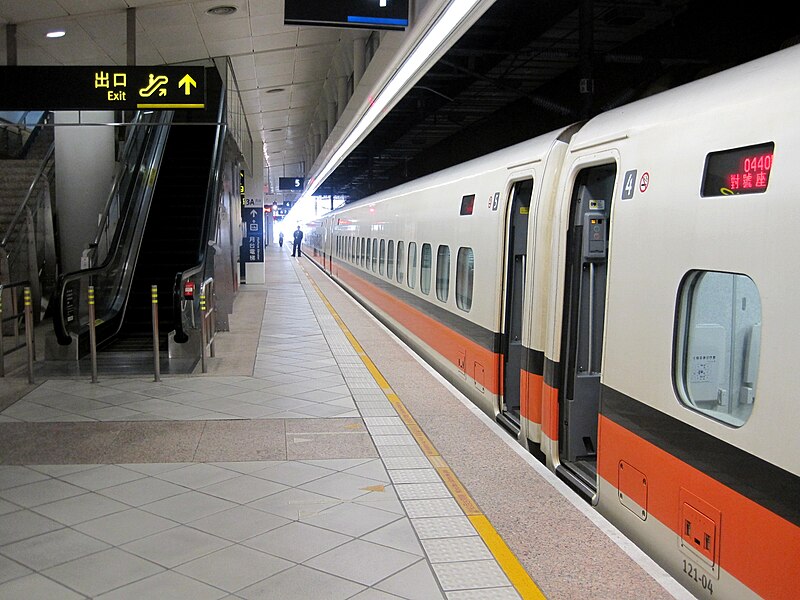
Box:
621, 170, 637, 200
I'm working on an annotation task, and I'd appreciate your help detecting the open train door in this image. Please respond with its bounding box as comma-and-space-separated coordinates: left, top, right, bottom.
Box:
498, 179, 533, 433
558, 163, 616, 498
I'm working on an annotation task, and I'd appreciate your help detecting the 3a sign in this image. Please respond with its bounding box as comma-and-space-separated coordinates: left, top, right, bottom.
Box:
0, 66, 206, 110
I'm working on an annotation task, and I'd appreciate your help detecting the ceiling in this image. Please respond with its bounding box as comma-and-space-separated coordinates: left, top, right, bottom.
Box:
1, 0, 798, 206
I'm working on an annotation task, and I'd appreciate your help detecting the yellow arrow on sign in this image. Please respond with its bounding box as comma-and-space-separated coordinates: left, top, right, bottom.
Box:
178, 74, 197, 95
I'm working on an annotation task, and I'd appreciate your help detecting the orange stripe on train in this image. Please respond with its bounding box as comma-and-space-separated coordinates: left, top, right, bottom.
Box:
598, 414, 800, 599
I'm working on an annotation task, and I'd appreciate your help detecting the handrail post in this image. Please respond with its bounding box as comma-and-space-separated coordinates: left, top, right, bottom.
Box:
88, 286, 98, 383
0, 293, 4, 378
151, 284, 160, 382
199, 292, 207, 373
23, 287, 34, 384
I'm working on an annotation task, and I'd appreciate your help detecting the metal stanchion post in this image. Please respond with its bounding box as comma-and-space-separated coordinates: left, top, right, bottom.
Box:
23, 287, 34, 384
88, 286, 98, 383
199, 292, 207, 373
151, 285, 160, 382
0, 294, 4, 378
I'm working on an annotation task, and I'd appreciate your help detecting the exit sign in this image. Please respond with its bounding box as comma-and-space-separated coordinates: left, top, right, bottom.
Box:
0, 66, 206, 110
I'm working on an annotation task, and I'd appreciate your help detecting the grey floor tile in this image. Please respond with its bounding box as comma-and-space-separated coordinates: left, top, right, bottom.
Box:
301, 501, 401, 538
121, 525, 231, 568
187, 505, 290, 542
0, 500, 16, 517
154, 463, 240, 490
0, 554, 32, 584
0, 466, 49, 490
305, 539, 420, 586
236, 564, 365, 600
31, 491, 129, 526
198, 474, 287, 505
421, 537, 493, 563
244, 521, 350, 563
0, 526, 110, 570
299, 471, 385, 501
431, 561, 511, 592
73, 508, 178, 546
246, 487, 340, 520
175, 544, 293, 593
0, 510, 63, 545
0, 478, 85, 508
42, 547, 164, 597
250, 461, 335, 487
362, 518, 425, 556
375, 559, 446, 600
0, 572, 85, 599
95, 570, 227, 600
412, 516, 477, 540
140, 491, 236, 523
446, 588, 522, 599
97, 476, 187, 506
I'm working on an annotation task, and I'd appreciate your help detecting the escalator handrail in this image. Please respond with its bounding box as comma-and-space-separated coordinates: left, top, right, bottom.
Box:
90, 111, 146, 249
51, 112, 173, 345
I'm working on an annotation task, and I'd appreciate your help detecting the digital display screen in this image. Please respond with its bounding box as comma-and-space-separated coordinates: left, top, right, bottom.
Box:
284, 0, 409, 30
460, 194, 475, 215
701, 142, 774, 197
278, 177, 304, 191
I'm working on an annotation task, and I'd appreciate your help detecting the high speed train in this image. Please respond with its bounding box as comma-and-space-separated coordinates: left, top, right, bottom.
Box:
304, 44, 800, 599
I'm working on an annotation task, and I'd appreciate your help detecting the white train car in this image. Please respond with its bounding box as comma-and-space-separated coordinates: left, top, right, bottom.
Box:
306, 44, 800, 599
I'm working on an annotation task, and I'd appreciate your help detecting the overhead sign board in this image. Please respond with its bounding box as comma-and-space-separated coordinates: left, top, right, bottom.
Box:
0, 66, 206, 110
284, 0, 409, 30
278, 177, 305, 191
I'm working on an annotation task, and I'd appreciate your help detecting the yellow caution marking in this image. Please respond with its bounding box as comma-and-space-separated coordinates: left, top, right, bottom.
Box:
305, 274, 545, 600
136, 103, 205, 109
470, 514, 548, 600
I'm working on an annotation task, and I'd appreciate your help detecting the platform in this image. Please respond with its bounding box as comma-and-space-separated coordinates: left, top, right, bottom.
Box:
0, 244, 693, 599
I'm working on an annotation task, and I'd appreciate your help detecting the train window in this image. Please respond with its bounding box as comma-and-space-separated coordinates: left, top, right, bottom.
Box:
436, 245, 450, 302
674, 271, 761, 427
365, 238, 371, 268
396, 241, 404, 283
379, 239, 386, 275
407, 242, 417, 289
372, 239, 378, 271
421, 243, 432, 295
387, 240, 394, 280
456, 247, 474, 311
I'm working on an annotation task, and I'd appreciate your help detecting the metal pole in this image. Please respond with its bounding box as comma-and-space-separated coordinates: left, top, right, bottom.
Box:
151, 284, 160, 382
23, 287, 33, 384
199, 292, 207, 373
88, 286, 98, 383
0, 293, 4, 378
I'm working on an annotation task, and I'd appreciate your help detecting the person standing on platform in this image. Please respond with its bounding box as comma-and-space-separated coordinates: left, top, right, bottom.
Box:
278, 232, 284, 247
291, 226, 304, 257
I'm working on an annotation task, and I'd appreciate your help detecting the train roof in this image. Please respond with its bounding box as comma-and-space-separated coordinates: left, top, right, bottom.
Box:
571, 43, 800, 151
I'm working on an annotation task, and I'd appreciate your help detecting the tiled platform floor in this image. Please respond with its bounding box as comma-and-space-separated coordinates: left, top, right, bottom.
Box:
0, 247, 521, 599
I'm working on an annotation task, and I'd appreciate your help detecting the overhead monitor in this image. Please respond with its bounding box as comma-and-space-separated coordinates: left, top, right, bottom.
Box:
284, 0, 409, 30
279, 177, 305, 191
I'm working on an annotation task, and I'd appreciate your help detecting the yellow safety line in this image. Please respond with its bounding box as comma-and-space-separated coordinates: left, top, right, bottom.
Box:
307, 276, 546, 600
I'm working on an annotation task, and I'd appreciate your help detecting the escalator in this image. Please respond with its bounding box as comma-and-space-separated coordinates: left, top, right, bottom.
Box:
51, 67, 225, 371
101, 105, 217, 354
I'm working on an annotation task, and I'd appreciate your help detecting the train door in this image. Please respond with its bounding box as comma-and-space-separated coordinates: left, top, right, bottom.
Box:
559, 163, 616, 497
499, 178, 533, 431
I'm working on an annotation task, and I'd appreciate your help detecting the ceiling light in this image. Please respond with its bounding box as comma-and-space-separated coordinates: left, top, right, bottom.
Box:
206, 5, 237, 16
46, 30, 66, 38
